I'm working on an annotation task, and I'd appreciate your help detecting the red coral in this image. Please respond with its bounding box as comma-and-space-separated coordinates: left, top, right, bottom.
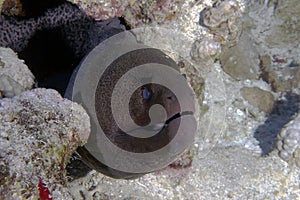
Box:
38, 179, 52, 200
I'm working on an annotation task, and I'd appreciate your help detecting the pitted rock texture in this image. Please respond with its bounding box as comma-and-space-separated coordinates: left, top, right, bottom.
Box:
277, 113, 300, 167
0, 88, 90, 199
199, 0, 242, 47
259, 55, 300, 92
68, 0, 127, 21
220, 32, 260, 80
241, 86, 275, 113
0, 47, 34, 98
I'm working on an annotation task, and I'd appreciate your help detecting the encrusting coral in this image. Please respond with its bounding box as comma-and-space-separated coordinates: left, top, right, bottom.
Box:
277, 112, 300, 167
0, 88, 90, 199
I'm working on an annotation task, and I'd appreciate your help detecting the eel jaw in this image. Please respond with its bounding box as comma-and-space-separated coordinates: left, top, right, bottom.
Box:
126, 110, 195, 138
164, 111, 194, 127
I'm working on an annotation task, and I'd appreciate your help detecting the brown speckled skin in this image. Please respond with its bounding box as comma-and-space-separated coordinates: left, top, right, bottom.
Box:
76, 48, 183, 179
95, 48, 181, 153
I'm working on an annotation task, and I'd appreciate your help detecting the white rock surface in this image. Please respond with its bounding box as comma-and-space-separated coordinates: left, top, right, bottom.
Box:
0, 88, 90, 199
0, 47, 34, 98
68, 146, 300, 200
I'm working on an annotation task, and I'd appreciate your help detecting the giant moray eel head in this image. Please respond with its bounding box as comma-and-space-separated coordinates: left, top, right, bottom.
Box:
67, 33, 197, 179
94, 47, 196, 154
129, 83, 181, 127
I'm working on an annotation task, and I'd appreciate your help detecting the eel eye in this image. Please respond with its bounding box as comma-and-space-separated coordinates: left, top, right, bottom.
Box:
142, 86, 152, 101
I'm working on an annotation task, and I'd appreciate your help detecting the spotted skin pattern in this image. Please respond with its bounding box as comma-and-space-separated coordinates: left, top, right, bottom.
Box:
0, 2, 124, 58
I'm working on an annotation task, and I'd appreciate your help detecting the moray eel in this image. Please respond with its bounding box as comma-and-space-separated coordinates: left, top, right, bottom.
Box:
0, 2, 196, 179
66, 32, 196, 179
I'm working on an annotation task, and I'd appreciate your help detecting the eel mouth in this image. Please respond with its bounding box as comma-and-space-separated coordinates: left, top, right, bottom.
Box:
126, 110, 195, 139
164, 111, 194, 127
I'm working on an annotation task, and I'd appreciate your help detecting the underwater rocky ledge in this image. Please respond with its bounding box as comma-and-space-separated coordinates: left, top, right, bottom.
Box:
0, 0, 300, 199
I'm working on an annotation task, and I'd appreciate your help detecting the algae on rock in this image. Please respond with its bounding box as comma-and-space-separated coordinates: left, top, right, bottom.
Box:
0, 88, 90, 199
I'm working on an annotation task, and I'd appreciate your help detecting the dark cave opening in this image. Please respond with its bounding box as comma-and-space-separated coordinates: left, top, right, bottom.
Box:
18, 27, 80, 94
1, 1, 129, 95
19, 0, 66, 18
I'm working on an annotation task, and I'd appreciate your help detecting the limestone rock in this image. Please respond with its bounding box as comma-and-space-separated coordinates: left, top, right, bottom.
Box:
260, 55, 300, 92
68, 0, 128, 21
0, 47, 34, 98
266, 1, 300, 48
241, 86, 275, 113
190, 39, 221, 62
1, 0, 25, 16
220, 32, 260, 80
0, 88, 90, 199
123, 0, 182, 27
199, 0, 242, 47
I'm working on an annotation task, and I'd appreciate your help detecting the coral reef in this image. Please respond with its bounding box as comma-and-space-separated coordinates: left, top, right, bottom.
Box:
247, 0, 300, 63
123, 0, 181, 27
253, 92, 299, 156
64, 0, 243, 67
179, 59, 205, 109
0, 47, 34, 98
67, 0, 183, 25
65, 0, 210, 57
0, 88, 90, 199
268, 1, 300, 48
68, 0, 127, 21
277, 113, 300, 167
1, 0, 25, 16
199, 0, 243, 47
1, 0, 299, 199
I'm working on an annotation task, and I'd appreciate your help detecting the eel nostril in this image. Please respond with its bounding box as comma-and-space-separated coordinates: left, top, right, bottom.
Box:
167, 96, 175, 101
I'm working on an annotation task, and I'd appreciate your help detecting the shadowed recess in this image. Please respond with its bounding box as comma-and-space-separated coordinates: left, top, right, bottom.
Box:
254, 92, 299, 155
19, 0, 65, 18
18, 27, 78, 94
0, 2, 126, 95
